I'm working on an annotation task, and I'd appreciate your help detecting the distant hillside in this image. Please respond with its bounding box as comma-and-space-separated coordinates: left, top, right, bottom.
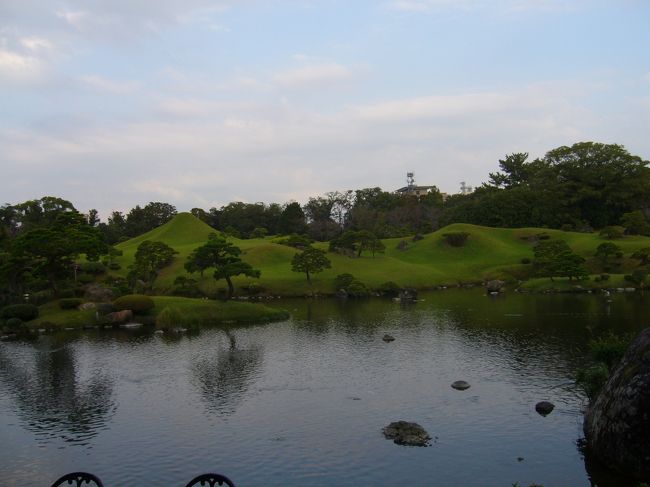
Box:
112, 214, 650, 296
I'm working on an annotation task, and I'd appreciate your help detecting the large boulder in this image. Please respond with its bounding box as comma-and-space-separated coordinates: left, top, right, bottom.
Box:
105, 309, 133, 324
583, 328, 650, 480
485, 280, 505, 293
382, 421, 431, 446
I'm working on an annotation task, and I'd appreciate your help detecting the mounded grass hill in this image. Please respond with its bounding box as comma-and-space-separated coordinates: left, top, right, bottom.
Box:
112, 213, 650, 296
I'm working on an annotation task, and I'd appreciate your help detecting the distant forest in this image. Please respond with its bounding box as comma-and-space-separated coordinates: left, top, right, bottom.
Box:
2, 142, 650, 248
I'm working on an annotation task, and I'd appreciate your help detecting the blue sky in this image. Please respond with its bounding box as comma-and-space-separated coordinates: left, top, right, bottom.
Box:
1, 0, 649, 217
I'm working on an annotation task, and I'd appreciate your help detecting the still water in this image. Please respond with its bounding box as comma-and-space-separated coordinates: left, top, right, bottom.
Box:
0, 290, 647, 486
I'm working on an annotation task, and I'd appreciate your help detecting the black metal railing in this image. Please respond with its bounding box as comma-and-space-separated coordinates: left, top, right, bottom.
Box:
50, 472, 236, 487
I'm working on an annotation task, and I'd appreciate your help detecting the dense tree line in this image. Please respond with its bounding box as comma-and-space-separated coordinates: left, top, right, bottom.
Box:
2, 141, 649, 306
441, 142, 650, 231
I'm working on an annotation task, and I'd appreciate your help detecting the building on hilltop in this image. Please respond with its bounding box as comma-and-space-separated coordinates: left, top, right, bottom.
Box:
395, 172, 437, 197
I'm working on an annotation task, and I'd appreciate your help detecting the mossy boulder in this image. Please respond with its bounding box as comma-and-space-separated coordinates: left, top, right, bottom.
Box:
583, 327, 650, 480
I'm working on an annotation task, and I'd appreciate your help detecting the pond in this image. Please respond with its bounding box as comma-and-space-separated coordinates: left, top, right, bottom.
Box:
0, 290, 647, 486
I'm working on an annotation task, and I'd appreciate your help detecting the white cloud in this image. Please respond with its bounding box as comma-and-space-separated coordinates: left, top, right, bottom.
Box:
1, 79, 613, 216
80, 75, 141, 95
0, 48, 42, 79
350, 92, 515, 122
20, 36, 53, 52
273, 63, 353, 87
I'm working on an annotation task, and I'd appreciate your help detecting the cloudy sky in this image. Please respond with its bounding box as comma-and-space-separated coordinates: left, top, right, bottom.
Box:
2, 1, 649, 218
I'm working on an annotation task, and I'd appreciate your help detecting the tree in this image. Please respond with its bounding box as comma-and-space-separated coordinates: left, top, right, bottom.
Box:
8, 212, 108, 293
621, 210, 650, 235
631, 247, 650, 266
128, 240, 177, 291
291, 247, 331, 284
86, 209, 100, 227
533, 239, 587, 280
595, 242, 621, 265
185, 234, 260, 299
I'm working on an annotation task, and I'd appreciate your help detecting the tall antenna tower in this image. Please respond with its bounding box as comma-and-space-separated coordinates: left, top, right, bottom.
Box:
407, 172, 415, 189
460, 181, 473, 195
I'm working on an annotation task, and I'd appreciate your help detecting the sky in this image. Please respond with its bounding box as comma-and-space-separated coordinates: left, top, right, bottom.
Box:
1, 0, 650, 218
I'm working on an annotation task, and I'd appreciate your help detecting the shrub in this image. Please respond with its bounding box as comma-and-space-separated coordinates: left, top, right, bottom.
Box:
411, 234, 424, 242
599, 226, 625, 240
377, 281, 401, 297
156, 307, 183, 329
5, 317, 23, 330
589, 333, 631, 371
173, 276, 201, 297
80, 262, 107, 275
600, 273, 610, 281
108, 262, 121, 270
347, 279, 370, 298
536, 233, 550, 241
77, 274, 95, 284
59, 298, 84, 309
396, 240, 408, 251
630, 268, 648, 285
277, 234, 313, 249
560, 223, 573, 232
96, 303, 115, 316
1, 304, 39, 321
333, 273, 355, 290
443, 232, 470, 247
113, 294, 155, 313
244, 282, 264, 295
250, 227, 268, 239
521, 257, 531, 264
58, 288, 76, 299
576, 363, 610, 400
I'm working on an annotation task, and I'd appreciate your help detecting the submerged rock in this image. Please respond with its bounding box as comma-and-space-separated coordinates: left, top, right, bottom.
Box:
382, 421, 431, 446
451, 380, 471, 391
535, 401, 555, 416
382, 334, 395, 342
583, 328, 650, 480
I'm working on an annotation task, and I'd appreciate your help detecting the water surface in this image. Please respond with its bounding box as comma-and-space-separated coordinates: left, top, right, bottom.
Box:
1, 290, 647, 486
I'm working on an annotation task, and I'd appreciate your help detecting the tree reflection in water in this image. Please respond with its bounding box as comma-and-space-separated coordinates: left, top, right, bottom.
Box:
192, 330, 262, 416
0, 336, 115, 445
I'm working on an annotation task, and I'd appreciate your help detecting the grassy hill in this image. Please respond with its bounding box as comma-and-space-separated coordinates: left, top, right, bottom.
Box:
112, 213, 650, 296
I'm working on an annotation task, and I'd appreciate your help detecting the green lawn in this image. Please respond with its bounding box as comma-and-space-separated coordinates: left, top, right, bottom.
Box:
25, 295, 288, 331
111, 213, 650, 296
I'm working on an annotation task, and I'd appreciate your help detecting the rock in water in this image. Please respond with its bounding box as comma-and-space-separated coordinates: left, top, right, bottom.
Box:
485, 279, 505, 293
535, 401, 555, 416
583, 328, 650, 480
451, 380, 471, 391
382, 334, 395, 342
382, 421, 431, 446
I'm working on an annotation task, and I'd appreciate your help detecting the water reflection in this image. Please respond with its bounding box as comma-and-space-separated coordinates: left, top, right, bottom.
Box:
0, 336, 115, 445
192, 330, 263, 416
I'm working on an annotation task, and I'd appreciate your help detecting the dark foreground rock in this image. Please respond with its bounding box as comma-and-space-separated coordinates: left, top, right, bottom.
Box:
382, 421, 431, 446
583, 328, 650, 481
535, 401, 555, 416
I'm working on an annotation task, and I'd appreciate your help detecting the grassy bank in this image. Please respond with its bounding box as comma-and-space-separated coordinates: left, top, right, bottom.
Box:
25, 296, 288, 331
111, 213, 650, 296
